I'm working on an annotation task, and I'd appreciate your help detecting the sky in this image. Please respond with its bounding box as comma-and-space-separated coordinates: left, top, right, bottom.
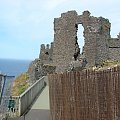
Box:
0, 0, 120, 60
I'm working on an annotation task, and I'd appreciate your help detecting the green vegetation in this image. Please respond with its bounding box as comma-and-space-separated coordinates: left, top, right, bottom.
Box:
11, 72, 29, 96
90, 60, 120, 71
100, 60, 120, 67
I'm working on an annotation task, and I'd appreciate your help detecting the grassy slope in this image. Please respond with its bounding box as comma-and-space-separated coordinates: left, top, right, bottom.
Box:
11, 72, 29, 96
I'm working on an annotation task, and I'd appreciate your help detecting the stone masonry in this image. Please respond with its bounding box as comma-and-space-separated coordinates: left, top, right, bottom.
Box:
53, 11, 79, 72
28, 43, 55, 85
53, 10, 120, 72
28, 10, 120, 80
108, 33, 120, 61
39, 43, 53, 64
53, 10, 111, 72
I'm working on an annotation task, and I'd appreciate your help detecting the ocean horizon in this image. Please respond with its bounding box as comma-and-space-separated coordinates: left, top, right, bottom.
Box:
0, 58, 32, 77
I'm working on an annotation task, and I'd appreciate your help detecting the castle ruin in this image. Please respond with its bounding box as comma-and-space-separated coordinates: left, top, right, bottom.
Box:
53, 10, 120, 72
28, 10, 120, 82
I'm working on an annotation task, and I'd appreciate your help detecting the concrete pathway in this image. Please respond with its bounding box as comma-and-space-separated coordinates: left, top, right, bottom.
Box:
31, 86, 49, 110
17, 86, 50, 120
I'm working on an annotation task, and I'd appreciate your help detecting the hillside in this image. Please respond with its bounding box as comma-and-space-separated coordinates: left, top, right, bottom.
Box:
11, 72, 29, 96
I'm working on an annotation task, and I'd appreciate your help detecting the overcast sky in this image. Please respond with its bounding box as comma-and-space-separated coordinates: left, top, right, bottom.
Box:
0, 0, 120, 60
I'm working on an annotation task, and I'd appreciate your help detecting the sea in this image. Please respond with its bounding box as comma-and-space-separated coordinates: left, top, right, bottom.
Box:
0, 59, 32, 77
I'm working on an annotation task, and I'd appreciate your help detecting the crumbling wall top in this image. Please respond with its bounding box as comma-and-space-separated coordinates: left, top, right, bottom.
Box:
61, 10, 78, 18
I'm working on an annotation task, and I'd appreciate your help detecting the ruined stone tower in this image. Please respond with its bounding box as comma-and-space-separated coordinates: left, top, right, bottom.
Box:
53, 10, 111, 72
39, 42, 53, 64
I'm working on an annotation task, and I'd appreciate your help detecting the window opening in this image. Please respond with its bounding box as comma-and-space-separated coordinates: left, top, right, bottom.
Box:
77, 24, 84, 54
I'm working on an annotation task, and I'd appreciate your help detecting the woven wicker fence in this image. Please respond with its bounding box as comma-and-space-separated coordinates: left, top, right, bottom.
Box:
48, 66, 120, 120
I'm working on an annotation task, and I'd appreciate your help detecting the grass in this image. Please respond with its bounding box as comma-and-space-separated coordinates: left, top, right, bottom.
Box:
100, 60, 120, 67
11, 72, 29, 96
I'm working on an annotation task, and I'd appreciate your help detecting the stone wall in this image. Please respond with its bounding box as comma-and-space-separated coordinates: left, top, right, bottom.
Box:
108, 35, 120, 60
83, 15, 110, 66
53, 10, 111, 72
53, 11, 79, 72
109, 48, 120, 60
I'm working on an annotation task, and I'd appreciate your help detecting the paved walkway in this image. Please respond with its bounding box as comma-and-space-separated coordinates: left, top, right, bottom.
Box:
31, 86, 49, 109
17, 85, 50, 120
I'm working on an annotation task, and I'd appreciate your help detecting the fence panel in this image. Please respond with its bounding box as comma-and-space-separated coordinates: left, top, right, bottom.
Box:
49, 66, 120, 120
